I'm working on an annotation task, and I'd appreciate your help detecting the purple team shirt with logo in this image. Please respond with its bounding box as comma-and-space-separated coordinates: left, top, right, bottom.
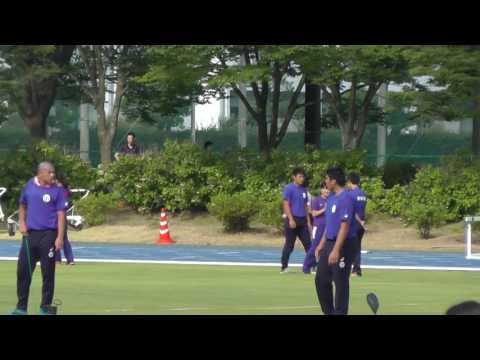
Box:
348, 188, 367, 233
311, 196, 327, 227
325, 190, 356, 241
19, 178, 67, 231
283, 183, 308, 217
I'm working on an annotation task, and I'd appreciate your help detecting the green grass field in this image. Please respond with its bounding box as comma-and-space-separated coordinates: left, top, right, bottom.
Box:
1, 262, 479, 315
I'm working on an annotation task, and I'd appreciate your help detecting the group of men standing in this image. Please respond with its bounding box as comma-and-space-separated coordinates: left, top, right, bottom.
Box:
282, 167, 367, 315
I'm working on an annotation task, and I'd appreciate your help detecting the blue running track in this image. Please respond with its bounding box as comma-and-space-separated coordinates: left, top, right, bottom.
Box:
0, 240, 479, 271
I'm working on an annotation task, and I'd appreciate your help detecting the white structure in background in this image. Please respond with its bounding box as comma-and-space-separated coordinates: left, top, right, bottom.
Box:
191, 101, 196, 144
197, 75, 464, 135
391, 76, 471, 136
79, 103, 90, 162
105, 66, 117, 118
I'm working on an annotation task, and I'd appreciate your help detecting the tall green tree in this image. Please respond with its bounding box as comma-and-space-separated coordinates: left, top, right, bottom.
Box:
388, 45, 480, 156
141, 45, 308, 154
67, 45, 147, 165
297, 45, 411, 151
0, 45, 75, 139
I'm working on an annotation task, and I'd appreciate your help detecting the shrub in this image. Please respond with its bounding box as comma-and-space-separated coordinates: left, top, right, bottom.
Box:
207, 192, 259, 232
0, 141, 96, 215
407, 166, 446, 206
244, 173, 280, 201
404, 202, 449, 239
98, 141, 234, 213
256, 195, 285, 234
361, 177, 385, 215
382, 160, 417, 189
75, 192, 120, 226
203, 165, 243, 198
382, 184, 408, 217
298, 149, 371, 192
444, 167, 480, 219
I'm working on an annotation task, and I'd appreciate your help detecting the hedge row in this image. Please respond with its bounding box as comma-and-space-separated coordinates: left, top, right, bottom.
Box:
1, 141, 479, 238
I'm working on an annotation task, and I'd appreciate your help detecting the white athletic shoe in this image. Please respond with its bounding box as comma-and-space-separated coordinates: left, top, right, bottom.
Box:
280, 268, 289, 274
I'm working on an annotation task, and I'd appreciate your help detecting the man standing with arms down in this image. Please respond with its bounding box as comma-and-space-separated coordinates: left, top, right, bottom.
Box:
281, 167, 312, 274
347, 173, 367, 277
314, 167, 358, 315
11, 162, 66, 315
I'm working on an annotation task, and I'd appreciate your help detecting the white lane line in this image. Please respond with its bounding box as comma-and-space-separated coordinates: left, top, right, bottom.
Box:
250, 305, 320, 311
168, 305, 319, 312
1, 257, 480, 271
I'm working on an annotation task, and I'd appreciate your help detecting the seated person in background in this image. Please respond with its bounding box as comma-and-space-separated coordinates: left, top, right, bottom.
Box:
115, 132, 141, 161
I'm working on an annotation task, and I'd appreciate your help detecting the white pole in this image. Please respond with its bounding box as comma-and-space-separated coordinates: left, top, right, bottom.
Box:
79, 103, 90, 163
191, 102, 196, 144
466, 220, 472, 259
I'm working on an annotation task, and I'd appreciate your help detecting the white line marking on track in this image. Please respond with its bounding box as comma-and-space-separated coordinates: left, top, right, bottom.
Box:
250, 305, 319, 310
1, 257, 480, 271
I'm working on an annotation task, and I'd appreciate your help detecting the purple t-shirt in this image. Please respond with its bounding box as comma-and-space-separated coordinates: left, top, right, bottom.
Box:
348, 188, 367, 233
283, 183, 308, 218
311, 196, 327, 227
325, 190, 356, 241
19, 178, 67, 231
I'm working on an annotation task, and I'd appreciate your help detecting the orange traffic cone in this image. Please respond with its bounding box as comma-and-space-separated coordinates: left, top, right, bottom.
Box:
156, 208, 175, 245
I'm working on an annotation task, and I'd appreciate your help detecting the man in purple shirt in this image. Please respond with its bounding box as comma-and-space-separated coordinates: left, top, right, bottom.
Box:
302, 182, 330, 274
281, 167, 312, 273
348, 173, 368, 277
314, 167, 359, 315
11, 162, 66, 315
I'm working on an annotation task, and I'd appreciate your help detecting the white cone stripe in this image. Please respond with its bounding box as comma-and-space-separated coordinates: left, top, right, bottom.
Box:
160, 221, 168, 226
160, 229, 169, 235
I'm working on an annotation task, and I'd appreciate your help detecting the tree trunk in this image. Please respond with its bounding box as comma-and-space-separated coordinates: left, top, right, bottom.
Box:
269, 64, 282, 148
257, 111, 270, 154
95, 92, 114, 165
340, 130, 356, 151
24, 113, 48, 140
98, 127, 114, 165
304, 79, 321, 150
19, 46, 75, 140
22, 78, 57, 140
232, 81, 272, 155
